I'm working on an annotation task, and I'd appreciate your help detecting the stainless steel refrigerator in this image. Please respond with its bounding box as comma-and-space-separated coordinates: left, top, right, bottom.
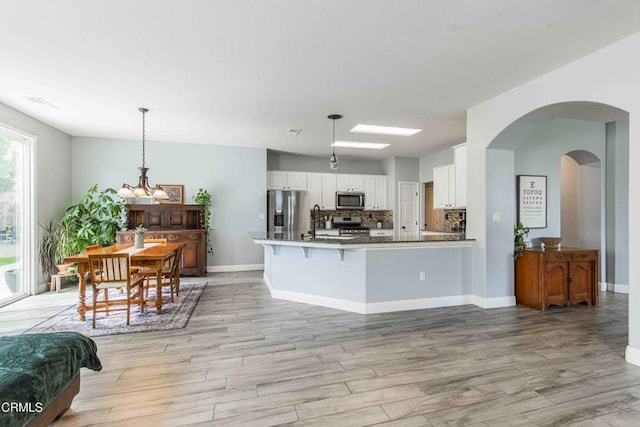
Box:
267, 190, 310, 234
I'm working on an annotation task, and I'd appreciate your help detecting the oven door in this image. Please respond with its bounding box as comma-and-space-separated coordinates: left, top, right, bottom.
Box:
336, 192, 365, 210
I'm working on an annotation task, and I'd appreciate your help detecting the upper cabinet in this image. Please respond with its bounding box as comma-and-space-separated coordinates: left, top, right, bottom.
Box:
433, 143, 467, 209
267, 171, 307, 190
453, 143, 467, 208
336, 174, 364, 192
268, 170, 388, 211
363, 175, 388, 210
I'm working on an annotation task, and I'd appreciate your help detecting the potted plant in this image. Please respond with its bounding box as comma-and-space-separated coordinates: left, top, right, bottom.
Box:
55, 184, 126, 259
513, 222, 530, 260
38, 219, 58, 283
194, 188, 213, 255
4, 269, 20, 293
133, 224, 146, 248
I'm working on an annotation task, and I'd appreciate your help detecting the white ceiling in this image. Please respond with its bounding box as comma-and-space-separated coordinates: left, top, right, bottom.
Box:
1, 0, 640, 160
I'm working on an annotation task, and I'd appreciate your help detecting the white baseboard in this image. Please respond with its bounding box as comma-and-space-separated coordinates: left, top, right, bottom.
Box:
626, 346, 640, 367
468, 295, 516, 309
264, 273, 515, 314
208, 263, 264, 273
614, 284, 629, 294
605, 282, 629, 293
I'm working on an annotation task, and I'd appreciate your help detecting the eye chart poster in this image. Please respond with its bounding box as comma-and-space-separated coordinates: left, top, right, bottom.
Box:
517, 175, 547, 228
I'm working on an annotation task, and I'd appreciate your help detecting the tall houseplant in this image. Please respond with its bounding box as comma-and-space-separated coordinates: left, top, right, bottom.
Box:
38, 219, 58, 282
55, 185, 126, 260
194, 188, 213, 255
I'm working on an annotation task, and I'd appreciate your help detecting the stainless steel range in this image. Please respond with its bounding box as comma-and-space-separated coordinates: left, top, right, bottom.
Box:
333, 216, 370, 236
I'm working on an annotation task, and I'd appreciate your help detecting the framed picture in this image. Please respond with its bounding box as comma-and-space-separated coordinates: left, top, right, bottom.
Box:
517, 175, 547, 228
159, 184, 184, 204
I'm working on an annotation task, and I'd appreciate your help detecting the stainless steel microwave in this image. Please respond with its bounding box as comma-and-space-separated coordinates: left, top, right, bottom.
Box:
336, 192, 365, 210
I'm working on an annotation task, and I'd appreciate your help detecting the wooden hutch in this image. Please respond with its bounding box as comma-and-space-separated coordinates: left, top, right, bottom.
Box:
515, 247, 599, 311
117, 204, 207, 276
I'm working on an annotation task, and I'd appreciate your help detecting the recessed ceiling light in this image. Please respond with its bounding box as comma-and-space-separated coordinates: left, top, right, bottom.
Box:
332, 141, 390, 150
350, 124, 422, 136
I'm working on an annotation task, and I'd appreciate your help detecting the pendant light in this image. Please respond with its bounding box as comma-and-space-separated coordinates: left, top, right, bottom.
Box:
328, 114, 341, 170
117, 108, 169, 200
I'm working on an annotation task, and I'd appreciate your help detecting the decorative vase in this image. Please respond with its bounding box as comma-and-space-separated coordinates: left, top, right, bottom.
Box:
134, 233, 144, 248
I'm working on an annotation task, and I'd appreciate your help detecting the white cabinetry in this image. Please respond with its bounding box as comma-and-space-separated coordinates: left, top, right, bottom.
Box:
307, 173, 323, 207
363, 175, 388, 210
433, 164, 455, 209
320, 174, 337, 210
267, 171, 307, 190
432, 143, 466, 209
453, 143, 467, 208
336, 174, 363, 192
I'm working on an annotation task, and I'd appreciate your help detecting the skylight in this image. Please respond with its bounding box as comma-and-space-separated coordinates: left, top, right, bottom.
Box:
332, 141, 390, 150
350, 124, 422, 136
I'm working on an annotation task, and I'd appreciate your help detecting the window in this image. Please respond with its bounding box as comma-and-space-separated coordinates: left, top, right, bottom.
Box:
0, 124, 35, 306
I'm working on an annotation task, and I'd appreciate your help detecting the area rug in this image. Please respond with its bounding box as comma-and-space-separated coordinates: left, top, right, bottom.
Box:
24, 282, 206, 337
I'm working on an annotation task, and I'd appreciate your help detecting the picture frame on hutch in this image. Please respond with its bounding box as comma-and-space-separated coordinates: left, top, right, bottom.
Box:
517, 175, 547, 229
159, 184, 184, 204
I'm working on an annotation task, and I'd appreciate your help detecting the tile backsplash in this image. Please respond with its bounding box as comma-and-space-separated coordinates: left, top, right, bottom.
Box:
311, 210, 393, 230
443, 209, 466, 232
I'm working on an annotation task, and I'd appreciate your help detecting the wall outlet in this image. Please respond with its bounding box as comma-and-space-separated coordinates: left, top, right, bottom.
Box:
259, 213, 265, 219
419, 272, 426, 281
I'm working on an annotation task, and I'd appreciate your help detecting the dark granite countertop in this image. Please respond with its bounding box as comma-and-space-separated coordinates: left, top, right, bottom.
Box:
249, 231, 474, 246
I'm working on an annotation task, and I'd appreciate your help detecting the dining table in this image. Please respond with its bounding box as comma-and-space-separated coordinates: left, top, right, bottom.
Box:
64, 242, 180, 321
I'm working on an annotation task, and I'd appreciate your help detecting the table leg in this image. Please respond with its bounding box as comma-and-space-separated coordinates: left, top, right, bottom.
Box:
155, 261, 163, 315
76, 264, 88, 321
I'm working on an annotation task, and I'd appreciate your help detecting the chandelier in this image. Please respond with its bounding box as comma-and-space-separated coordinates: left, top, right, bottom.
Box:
117, 108, 168, 200
328, 114, 341, 170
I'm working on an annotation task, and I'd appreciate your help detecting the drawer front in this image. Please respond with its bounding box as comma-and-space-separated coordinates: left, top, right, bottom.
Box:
572, 251, 597, 261
544, 252, 572, 262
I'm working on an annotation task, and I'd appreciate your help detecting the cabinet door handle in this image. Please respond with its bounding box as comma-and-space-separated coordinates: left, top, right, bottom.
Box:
555, 255, 563, 259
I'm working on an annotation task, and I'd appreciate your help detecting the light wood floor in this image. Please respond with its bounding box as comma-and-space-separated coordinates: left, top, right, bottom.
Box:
1, 272, 639, 426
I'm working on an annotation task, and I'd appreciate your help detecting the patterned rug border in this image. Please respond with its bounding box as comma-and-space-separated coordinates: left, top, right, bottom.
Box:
23, 282, 207, 337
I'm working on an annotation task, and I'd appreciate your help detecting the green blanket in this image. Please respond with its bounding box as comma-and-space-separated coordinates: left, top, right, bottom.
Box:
0, 332, 102, 427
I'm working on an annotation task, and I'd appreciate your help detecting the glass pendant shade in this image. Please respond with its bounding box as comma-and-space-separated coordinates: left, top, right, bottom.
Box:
328, 114, 341, 171
329, 153, 338, 170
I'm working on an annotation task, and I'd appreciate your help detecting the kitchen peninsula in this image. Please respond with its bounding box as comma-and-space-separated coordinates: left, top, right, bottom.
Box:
251, 232, 476, 314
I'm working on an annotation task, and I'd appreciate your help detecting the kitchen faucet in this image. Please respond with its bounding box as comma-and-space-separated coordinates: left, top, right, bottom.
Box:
312, 204, 321, 239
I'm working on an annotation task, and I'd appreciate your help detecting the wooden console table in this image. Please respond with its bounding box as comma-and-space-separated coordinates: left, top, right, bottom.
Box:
515, 247, 599, 311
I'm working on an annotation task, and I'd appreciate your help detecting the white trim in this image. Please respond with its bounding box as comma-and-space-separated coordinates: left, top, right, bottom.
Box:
605, 282, 629, 293
614, 284, 629, 294
468, 295, 516, 309
208, 263, 264, 273
264, 273, 515, 314
364, 296, 469, 314
626, 346, 640, 367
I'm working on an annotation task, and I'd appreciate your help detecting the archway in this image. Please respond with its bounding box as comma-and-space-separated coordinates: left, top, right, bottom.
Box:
482, 100, 628, 343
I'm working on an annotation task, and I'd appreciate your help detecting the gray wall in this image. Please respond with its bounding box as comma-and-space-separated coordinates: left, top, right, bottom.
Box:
606, 120, 629, 288
72, 137, 267, 269
267, 151, 385, 174
485, 149, 516, 298
419, 147, 454, 183
0, 102, 73, 286
514, 118, 606, 242
382, 156, 420, 214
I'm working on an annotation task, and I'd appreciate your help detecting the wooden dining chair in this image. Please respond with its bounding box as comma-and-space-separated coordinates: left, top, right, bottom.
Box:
141, 243, 184, 303
88, 253, 145, 328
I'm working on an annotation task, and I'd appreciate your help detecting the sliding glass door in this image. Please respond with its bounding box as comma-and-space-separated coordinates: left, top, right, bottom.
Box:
0, 125, 34, 306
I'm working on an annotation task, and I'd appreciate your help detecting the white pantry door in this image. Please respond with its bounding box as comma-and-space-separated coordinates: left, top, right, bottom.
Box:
398, 182, 419, 234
